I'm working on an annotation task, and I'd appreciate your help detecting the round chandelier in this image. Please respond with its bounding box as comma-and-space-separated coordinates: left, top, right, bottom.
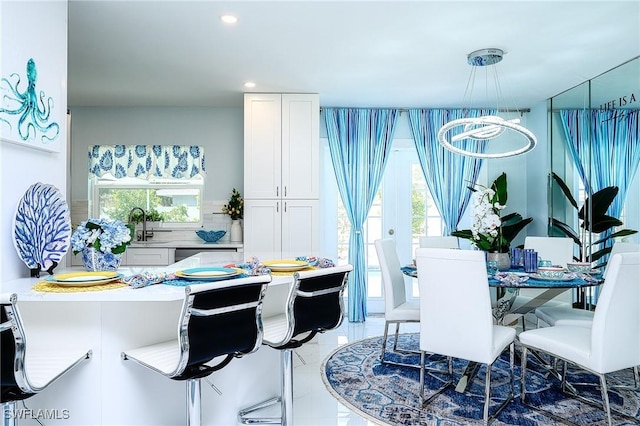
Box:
437, 48, 537, 158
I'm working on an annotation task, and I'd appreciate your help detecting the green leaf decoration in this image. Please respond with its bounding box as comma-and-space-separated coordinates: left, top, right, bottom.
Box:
592, 229, 639, 246
550, 217, 581, 245
551, 172, 578, 209
492, 172, 508, 206
549, 173, 637, 265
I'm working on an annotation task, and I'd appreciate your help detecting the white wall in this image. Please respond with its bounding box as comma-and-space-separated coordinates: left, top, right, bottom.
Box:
69, 106, 243, 205
0, 1, 68, 280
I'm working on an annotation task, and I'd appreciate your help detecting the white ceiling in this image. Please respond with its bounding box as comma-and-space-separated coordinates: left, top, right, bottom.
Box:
67, 0, 640, 109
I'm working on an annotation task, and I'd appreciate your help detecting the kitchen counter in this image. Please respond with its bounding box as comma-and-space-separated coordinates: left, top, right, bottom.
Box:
3, 251, 290, 426
5, 251, 288, 302
131, 239, 243, 249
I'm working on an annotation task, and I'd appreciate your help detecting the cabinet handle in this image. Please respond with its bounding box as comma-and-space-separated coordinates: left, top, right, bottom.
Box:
284, 201, 287, 212
276, 186, 279, 197
277, 201, 279, 213
284, 186, 287, 197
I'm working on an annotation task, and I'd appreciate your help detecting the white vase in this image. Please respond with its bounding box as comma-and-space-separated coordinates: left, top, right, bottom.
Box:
230, 220, 243, 242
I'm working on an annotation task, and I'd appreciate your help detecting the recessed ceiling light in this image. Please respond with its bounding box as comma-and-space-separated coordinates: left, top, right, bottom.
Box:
244, 82, 256, 88
220, 14, 238, 24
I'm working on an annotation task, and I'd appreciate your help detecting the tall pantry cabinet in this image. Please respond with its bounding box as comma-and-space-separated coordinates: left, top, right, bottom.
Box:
243, 93, 320, 260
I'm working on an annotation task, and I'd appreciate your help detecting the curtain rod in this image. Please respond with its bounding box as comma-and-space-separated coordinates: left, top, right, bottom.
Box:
319, 107, 531, 113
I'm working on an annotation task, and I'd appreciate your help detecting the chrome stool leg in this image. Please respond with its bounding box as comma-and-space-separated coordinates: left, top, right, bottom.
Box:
238, 349, 294, 425
2, 402, 16, 426
281, 349, 294, 426
186, 379, 201, 426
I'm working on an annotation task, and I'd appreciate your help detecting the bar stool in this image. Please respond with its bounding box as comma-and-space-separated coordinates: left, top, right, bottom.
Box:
121, 275, 271, 426
238, 265, 352, 426
1, 293, 92, 426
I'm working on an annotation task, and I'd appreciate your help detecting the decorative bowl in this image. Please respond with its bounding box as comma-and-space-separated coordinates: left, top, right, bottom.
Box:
196, 230, 226, 243
536, 267, 565, 279
566, 262, 592, 273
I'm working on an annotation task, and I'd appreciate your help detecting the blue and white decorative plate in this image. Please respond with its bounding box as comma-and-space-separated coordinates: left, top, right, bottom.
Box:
12, 182, 71, 275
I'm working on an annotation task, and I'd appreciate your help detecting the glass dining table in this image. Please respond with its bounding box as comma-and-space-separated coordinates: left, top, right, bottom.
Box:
402, 265, 602, 322
401, 264, 604, 392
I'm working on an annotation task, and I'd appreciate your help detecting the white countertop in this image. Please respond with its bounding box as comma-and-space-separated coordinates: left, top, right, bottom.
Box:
2, 252, 289, 302
130, 239, 243, 249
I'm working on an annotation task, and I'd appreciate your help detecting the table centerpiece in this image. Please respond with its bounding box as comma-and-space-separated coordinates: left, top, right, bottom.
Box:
71, 218, 134, 271
452, 173, 532, 270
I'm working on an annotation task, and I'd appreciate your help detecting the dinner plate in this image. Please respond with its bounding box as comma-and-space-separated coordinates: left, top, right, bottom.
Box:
529, 273, 577, 282
44, 272, 123, 287
262, 260, 309, 272
175, 267, 242, 281
51, 271, 120, 282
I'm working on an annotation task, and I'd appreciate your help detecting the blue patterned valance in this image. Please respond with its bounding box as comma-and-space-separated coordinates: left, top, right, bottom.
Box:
88, 145, 206, 179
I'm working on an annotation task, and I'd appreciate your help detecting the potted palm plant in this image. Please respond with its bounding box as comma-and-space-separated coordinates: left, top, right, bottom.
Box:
549, 172, 637, 268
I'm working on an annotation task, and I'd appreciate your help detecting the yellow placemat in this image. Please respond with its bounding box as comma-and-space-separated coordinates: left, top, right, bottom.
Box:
269, 266, 317, 277
33, 280, 127, 293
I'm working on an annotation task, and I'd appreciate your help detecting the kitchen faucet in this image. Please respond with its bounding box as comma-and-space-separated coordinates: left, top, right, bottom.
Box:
128, 207, 147, 241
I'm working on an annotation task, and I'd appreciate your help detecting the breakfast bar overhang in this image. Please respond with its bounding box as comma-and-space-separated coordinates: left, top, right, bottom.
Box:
2, 253, 293, 426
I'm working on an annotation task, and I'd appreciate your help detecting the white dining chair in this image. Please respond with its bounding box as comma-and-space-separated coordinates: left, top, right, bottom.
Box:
416, 248, 516, 425
519, 252, 640, 426
535, 241, 640, 328
506, 236, 575, 329
418, 236, 459, 249
374, 239, 420, 365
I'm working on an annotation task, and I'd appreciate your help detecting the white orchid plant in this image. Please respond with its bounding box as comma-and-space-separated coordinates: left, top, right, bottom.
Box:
452, 173, 533, 253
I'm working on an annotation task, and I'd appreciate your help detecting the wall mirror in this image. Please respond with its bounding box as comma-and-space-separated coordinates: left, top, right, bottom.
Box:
549, 57, 640, 267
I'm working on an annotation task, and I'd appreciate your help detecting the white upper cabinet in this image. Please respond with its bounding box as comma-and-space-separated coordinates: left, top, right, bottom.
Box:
281, 94, 320, 199
244, 93, 319, 200
243, 93, 320, 259
244, 94, 282, 199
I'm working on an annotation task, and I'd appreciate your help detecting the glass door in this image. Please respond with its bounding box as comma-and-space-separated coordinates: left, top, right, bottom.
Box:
365, 141, 444, 313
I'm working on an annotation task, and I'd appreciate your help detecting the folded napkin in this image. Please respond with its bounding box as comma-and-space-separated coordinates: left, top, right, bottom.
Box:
229, 255, 336, 275
122, 272, 176, 289
232, 257, 272, 276
401, 265, 417, 277
576, 273, 601, 283
297, 256, 335, 268
494, 272, 530, 287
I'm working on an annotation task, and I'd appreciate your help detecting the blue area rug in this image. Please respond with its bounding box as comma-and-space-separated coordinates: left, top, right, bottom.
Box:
321, 333, 640, 425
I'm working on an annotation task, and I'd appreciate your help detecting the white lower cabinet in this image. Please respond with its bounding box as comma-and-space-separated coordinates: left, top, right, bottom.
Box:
125, 247, 174, 266
69, 248, 175, 266
244, 199, 319, 260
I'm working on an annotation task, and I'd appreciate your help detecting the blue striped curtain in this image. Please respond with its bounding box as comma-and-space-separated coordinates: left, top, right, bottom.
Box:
324, 108, 399, 322
408, 109, 495, 235
560, 109, 640, 220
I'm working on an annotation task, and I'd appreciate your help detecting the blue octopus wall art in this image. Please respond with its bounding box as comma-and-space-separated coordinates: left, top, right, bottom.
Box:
0, 58, 60, 144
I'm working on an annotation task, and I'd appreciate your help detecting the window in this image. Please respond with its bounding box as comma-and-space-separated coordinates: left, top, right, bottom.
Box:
91, 174, 204, 227
87, 145, 206, 227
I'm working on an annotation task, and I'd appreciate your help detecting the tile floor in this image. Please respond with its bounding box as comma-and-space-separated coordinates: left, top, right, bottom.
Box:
287, 314, 534, 425
291, 315, 418, 425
